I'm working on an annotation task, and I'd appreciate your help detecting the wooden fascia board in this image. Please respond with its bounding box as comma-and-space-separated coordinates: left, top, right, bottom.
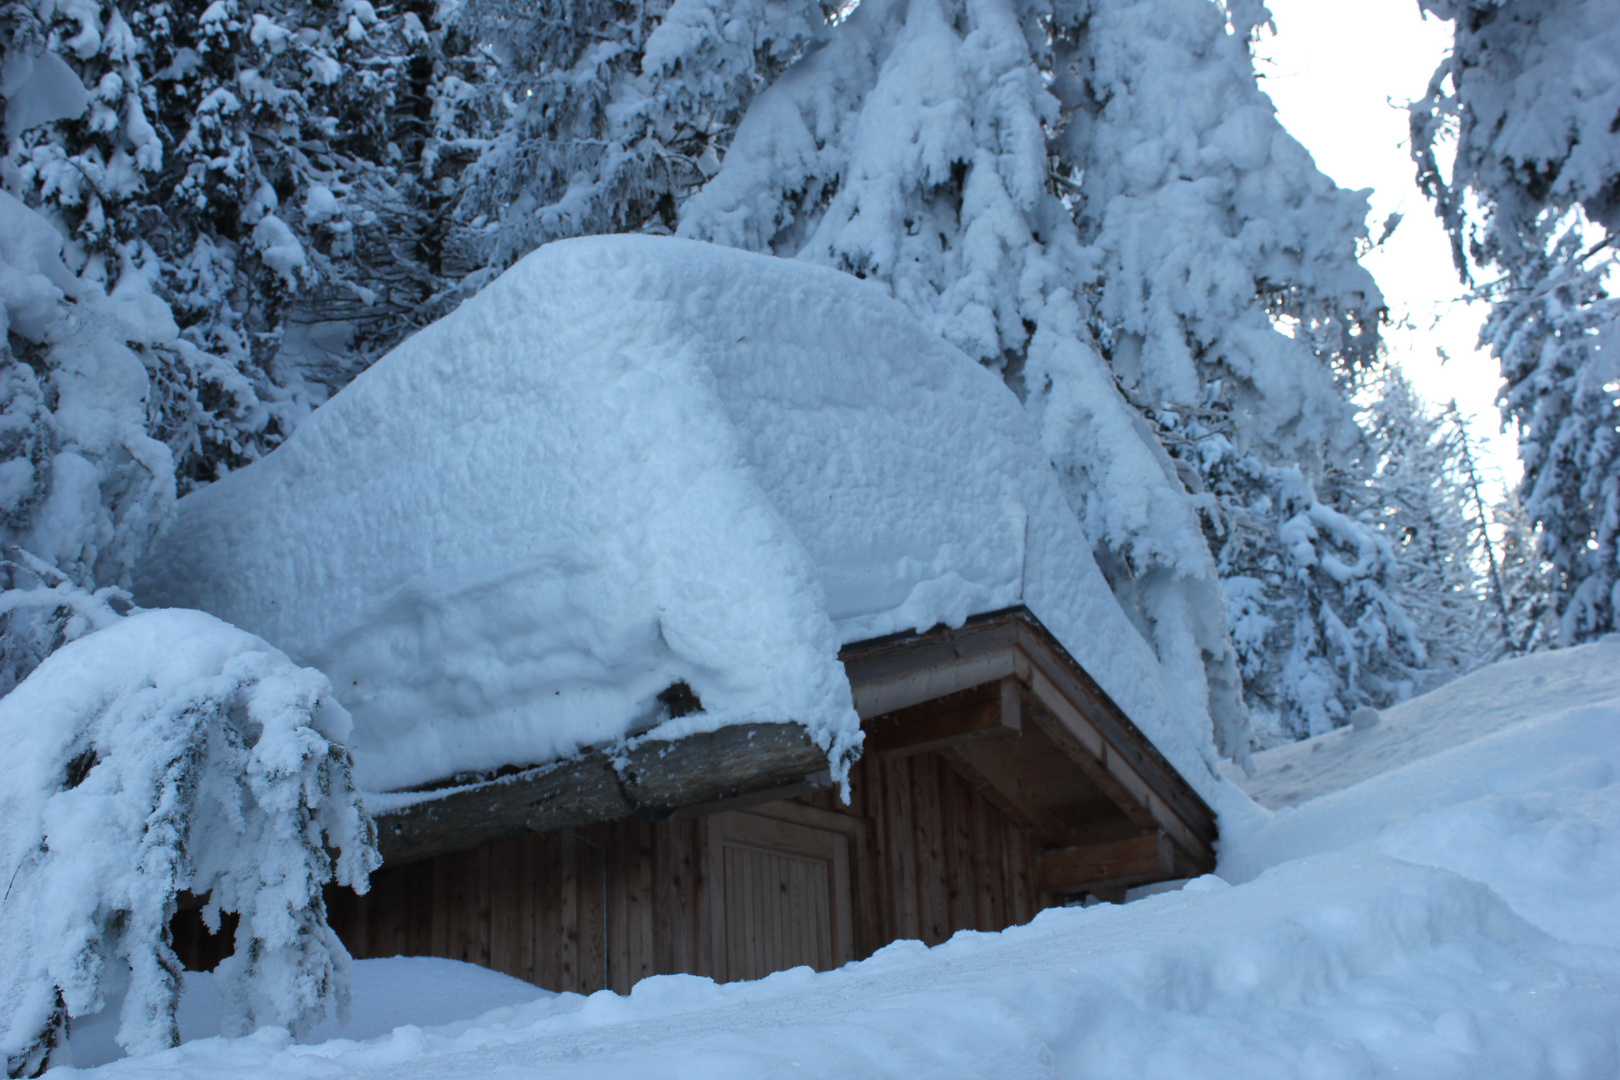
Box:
839, 608, 1217, 870
1038, 832, 1176, 893
373, 722, 827, 866
1018, 659, 1210, 864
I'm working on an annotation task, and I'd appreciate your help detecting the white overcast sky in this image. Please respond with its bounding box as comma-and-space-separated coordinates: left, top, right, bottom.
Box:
1253, 0, 1519, 493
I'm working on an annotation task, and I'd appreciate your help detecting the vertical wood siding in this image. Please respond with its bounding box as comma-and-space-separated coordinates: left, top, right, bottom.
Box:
176, 749, 1049, 992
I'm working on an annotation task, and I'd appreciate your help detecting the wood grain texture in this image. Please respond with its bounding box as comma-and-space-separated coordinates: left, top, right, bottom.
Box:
863, 677, 1020, 758
1038, 832, 1175, 893
879, 756, 920, 942
375, 722, 829, 866
705, 811, 853, 981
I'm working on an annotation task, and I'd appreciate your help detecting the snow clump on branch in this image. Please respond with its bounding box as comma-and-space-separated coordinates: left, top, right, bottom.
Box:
0, 609, 378, 1077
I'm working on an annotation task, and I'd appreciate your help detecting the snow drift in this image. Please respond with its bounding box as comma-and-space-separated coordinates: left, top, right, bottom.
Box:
50, 864, 1620, 1080
1220, 635, 1620, 950
135, 236, 1211, 795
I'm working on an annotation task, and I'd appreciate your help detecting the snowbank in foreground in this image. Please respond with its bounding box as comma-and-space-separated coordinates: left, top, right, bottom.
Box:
65, 959, 547, 1068
1219, 637, 1620, 949
51, 856, 1620, 1080
135, 236, 1206, 795
49, 642, 1620, 1079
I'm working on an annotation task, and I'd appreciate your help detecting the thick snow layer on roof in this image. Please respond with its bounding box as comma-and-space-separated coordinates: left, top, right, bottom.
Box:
58, 633, 1620, 1079
135, 236, 1207, 794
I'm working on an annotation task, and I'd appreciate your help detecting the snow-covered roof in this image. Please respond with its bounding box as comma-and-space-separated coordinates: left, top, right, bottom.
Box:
136, 236, 1210, 794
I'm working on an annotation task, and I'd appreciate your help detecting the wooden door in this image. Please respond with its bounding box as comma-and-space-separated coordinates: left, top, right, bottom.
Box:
704, 811, 854, 982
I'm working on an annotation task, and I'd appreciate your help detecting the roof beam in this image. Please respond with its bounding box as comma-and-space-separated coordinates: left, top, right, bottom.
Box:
1038, 832, 1175, 894
864, 677, 1021, 758
943, 737, 1074, 848
373, 722, 827, 866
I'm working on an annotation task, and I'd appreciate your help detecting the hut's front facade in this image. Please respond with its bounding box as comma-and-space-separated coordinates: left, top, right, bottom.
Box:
174, 611, 1216, 993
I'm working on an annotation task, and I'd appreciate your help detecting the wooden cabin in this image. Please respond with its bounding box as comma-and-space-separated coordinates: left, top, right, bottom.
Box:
148, 241, 1221, 994
179, 608, 1215, 992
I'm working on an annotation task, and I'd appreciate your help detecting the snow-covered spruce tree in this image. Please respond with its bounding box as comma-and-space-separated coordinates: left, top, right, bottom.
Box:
680, 0, 1397, 749
0, 189, 173, 693
1489, 246, 1619, 643
1411, 0, 1620, 643
1493, 493, 1559, 654
1211, 454, 1429, 738
440, 0, 833, 280
1, 164, 377, 1079
0, 610, 378, 1077
1362, 374, 1499, 684
1, 0, 437, 488
1438, 398, 1510, 634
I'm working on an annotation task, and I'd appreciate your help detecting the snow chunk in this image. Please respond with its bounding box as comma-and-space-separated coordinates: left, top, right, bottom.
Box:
1, 49, 90, 137
302, 185, 340, 225
136, 236, 1203, 795
251, 214, 307, 288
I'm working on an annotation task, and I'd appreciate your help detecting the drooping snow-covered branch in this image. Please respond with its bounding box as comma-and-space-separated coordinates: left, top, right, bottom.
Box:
0, 610, 377, 1077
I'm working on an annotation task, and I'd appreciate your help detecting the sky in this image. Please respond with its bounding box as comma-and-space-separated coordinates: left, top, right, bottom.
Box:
1252, 0, 1519, 495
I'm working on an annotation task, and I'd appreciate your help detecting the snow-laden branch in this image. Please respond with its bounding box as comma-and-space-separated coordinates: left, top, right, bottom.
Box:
0, 609, 378, 1077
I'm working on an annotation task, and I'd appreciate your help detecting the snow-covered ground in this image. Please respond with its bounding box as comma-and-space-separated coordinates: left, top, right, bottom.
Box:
49, 638, 1620, 1078
64, 959, 546, 1068
1219, 639, 1620, 810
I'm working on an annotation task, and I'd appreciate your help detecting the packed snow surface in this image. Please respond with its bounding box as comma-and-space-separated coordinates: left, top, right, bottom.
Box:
49, 641, 1620, 1079
65, 959, 546, 1069
1219, 636, 1620, 950
1223, 636, 1620, 808
136, 235, 1205, 794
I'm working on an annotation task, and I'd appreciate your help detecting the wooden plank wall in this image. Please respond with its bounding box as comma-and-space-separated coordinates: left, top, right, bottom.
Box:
324, 818, 680, 994
175, 749, 1048, 993
823, 749, 1043, 949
